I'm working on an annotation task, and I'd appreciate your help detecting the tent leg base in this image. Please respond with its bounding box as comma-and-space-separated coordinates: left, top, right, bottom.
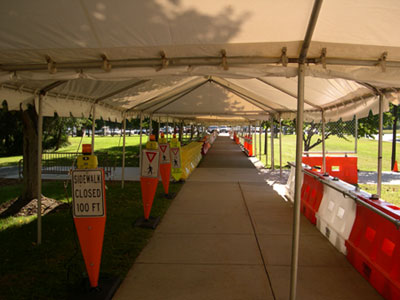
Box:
134, 216, 160, 229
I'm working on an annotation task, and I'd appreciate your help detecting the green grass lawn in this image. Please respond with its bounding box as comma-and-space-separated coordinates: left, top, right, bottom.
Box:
252, 134, 399, 172
358, 184, 400, 206
0, 180, 183, 299
0, 134, 201, 168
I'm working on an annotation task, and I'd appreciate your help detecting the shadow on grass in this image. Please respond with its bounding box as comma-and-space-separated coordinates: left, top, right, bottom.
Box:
0, 180, 183, 299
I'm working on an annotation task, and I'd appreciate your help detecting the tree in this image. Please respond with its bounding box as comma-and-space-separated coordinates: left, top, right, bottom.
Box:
392, 104, 399, 170
300, 110, 393, 152
0, 101, 23, 156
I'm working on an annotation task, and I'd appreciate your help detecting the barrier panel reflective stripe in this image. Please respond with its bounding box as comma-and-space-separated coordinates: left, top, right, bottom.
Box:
300, 170, 324, 225
346, 196, 400, 300
302, 156, 358, 184
316, 179, 357, 255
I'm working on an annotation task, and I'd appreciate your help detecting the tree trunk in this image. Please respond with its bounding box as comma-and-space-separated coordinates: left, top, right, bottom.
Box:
392, 105, 398, 170
55, 126, 63, 151
22, 106, 39, 201
1, 107, 39, 219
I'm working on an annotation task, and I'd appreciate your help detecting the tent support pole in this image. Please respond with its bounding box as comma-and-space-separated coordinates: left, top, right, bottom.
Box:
158, 117, 161, 141
377, 94, 383, 197
290, 63, 306, 300
149, 115, 153, 141
139, 114, 143, 170
265, 124, 268, 168
279, 116, 283, 179
355, 115, 358, 153
121, 114, 127, 189
179, 121, 183, 143
254, 124, 257, 157
37, 94, 43, 245
270, 116, 275, 170
321, 110, 326, 173
91, 104, 96, 154
259, 121, 262, 161
166, 116, 169, 141
290, 0, 323, 296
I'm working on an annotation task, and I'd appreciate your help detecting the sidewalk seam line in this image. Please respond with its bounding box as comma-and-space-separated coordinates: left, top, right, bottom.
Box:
238, 181, 277, 300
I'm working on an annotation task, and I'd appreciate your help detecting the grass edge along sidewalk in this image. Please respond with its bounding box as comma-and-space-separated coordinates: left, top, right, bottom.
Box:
0, 180, 183, 300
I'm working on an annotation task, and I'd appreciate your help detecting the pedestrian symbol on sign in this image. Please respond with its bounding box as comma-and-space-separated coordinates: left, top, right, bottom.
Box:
141, 150, 159, 178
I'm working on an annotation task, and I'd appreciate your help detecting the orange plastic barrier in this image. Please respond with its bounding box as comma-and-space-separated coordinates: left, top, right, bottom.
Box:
346, 195, 400, 300
300, 171, 324, 225
302, 156, 358, 184
247, 136, 253, 157
202, 141, 211, 155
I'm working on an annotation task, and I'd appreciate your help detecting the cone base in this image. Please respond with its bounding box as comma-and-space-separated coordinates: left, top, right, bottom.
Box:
164, 192, 176, 199
70, 274, 122, 300
134, 216, 160, 229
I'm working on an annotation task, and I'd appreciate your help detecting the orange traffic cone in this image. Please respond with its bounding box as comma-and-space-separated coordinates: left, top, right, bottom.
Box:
393, 161, 398, 172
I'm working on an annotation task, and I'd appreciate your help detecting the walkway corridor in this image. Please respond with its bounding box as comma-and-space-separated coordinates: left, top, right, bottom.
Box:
114, 137, 382, 300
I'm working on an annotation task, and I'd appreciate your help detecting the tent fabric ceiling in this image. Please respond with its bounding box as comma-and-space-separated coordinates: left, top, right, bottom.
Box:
0, 0, 400, 123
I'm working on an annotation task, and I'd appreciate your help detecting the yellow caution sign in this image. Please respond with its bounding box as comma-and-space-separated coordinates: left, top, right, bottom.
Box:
170, 135, 182, 181
77, 143, 98, 169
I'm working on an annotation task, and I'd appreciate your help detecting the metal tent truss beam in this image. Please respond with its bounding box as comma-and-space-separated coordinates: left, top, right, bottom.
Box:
151, 80, 209, 114
3, 55, 400, 72
126, 77, 208, 113
211, 76, 293, 112
256, 77, 321, 110
210, 79, 276, 113
95, 79, 149, 104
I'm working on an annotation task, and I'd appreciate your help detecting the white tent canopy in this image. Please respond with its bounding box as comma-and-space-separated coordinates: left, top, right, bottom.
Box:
0, 0, 400, 123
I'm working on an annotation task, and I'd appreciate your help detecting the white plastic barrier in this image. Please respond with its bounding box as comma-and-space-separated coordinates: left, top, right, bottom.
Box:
315, 178, 357, 255
209, 131, 217, 144
285, 163, 303, 203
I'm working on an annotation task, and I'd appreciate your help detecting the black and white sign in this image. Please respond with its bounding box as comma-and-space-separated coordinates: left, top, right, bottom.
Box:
141, 149, 160, 178
72, 169, 105, 217
170, 147, 181, 168
159, 144, 170, 164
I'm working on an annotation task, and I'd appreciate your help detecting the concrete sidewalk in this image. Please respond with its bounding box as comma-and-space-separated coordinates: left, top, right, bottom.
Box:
113, 137, 382, 300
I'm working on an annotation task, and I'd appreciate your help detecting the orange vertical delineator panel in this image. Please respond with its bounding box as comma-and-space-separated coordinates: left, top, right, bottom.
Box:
140, 137, 160, 219
159, 134, 171, 195
72, 168, 106, 288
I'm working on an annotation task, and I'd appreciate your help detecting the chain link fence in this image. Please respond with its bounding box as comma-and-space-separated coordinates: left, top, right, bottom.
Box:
303, 117, 357, 155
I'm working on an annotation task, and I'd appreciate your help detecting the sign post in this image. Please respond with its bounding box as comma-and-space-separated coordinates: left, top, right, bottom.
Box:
72, 168, 106, 289
170, 134, 183, 181
71, 144, 121, 298
136, 135, 161, 228
159, 133, 172, 197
